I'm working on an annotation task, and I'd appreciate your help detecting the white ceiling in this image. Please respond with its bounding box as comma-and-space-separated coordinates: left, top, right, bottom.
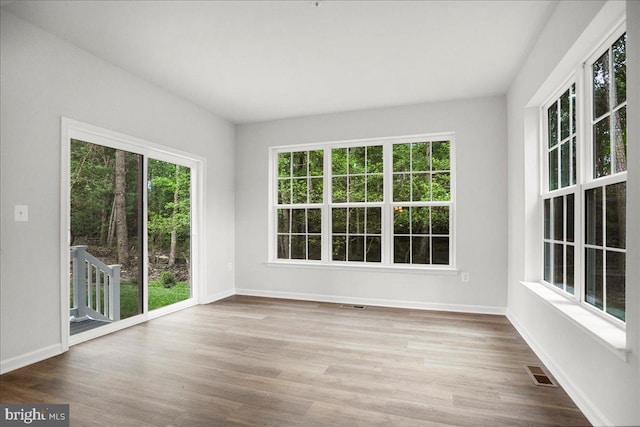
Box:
2, 0, 557, 124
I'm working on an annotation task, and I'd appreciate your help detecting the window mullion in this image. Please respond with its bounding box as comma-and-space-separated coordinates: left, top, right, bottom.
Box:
601, 185, 607, 314
383, 143, 393, 265
323, 148, 331, 263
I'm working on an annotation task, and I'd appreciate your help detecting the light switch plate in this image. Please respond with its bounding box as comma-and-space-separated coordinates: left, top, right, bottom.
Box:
14, 205, 29, 222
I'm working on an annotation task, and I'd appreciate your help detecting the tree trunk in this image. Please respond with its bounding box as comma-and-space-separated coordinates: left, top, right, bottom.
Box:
99, 197, 109, 245
106, 198, 116, 248
114, 150, 129, 265
169, 165, 180, 266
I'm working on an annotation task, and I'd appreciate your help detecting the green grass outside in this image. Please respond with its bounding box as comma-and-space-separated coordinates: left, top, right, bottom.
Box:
121, 280, 191, 318
72, 280, 191, 320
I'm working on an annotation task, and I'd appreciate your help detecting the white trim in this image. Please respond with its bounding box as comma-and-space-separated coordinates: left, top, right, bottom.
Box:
0, 344, 63, 375
142, 156, 150, 315
69, 313, 147, 346
60, 117, 206, 347
62, 118, 203, 166
202, 288, 235, 304
520, 281, 628, 360
265, 260, 458, 275
148, 297, 197, 320
507, 309, 613, 427
235, 288, 505, 315
269, 132, 456, 153
193, 159, 207, 305
60, 119, 71, 355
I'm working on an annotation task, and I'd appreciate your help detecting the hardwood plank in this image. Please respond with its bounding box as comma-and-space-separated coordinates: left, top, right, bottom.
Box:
0, 295, 590, 426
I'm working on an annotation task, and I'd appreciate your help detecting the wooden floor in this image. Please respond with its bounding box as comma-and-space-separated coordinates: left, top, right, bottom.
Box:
1, 296, 590, 426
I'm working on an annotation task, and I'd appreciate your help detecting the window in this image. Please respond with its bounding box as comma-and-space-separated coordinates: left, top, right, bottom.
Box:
331, 145, 383, 262
541, 27, 626, 323
271, 134, 455, 268
543, 83, 577, 295
276, 150, 324, 260
392, 141, 452, 265
584, 31, 627, 321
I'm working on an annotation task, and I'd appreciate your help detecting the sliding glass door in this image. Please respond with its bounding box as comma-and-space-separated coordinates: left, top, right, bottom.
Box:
68, 135, 195, 338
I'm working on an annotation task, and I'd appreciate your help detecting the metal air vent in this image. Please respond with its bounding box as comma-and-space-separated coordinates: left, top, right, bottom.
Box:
525, 365, 557, 387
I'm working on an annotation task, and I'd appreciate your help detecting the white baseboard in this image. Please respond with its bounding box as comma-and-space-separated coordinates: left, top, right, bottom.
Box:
506, 310, 610, 427
0, 344, 63, 375
234, 288, 506, 315
202, 288, 235, 304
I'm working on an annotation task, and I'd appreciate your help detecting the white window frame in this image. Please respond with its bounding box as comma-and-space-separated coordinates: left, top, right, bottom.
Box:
538, 22, 627, 327
329, 143, 385, 264
541, 79, 580, 297
60, 118, 206, 350
581, 25, 627, 324
268, 133, 456, 271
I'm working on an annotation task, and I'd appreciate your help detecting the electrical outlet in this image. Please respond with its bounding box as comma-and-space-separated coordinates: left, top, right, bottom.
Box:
14, 205, 29, 222
461, 272, 470, 283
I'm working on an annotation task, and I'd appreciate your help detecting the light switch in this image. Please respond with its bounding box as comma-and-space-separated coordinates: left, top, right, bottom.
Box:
14, 205, 29, 222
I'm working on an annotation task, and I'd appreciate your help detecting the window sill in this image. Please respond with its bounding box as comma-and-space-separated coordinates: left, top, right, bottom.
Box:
266, 261, 458, 275
520, 281, 629, 361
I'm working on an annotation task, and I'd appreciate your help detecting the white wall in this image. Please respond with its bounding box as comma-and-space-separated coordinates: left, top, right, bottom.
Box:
506, 1, 640, 425
235, 96, 508, 313
0, 12, 235, 370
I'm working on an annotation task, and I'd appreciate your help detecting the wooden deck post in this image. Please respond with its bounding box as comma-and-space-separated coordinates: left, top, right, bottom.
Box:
71, 245, 88, 320
110, 265, 121, 321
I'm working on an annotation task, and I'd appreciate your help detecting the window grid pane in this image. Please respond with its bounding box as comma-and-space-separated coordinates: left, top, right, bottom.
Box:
591, 34, 627, 178
584, 183, 627, 319
332, 207, 382, 263
546, 85, 576, 191
277, 149, 323, 206
277, 208, 322, 261
392, 140, 451, 266
542, 194, 575, 294
332, 146, 384, 203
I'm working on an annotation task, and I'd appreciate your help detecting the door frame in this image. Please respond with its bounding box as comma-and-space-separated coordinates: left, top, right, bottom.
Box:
60, 118, 206, 350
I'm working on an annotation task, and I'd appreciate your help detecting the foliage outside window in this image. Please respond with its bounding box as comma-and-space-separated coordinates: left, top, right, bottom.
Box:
540, 29, 626, 323
331, 145, 383, 262
70, 139, 194, 320
276, 150, 324, 260
392, 141, 451, 265
272, 135, 454, 268
584, 32, 627, 321
543, 83, 577, 295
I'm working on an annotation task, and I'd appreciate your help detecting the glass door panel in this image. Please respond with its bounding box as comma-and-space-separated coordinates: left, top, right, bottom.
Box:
69, 139, 142, 335
147, 159, 192, 310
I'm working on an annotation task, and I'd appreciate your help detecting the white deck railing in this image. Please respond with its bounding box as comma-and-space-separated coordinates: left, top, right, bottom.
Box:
70, 245, 121, 323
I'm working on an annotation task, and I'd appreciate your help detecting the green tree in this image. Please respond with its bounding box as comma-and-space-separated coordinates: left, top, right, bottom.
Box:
147, 159, 191, 263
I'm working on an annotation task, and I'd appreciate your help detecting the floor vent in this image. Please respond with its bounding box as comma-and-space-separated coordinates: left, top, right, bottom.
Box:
340, 304, 366, 309
525, 365, 557, 387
